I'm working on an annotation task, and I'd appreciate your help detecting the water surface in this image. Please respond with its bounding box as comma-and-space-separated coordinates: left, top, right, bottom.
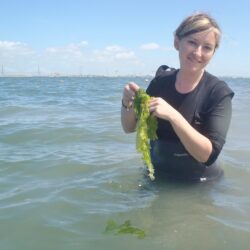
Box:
0, 76, 249, 250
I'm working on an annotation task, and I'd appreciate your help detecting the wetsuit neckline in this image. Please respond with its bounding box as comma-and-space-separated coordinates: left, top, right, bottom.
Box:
174, 70, 206, 95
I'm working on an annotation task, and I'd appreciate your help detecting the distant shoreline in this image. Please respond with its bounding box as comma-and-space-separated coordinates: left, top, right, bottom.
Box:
0, 74, 250, 79
0, 74, 154, 78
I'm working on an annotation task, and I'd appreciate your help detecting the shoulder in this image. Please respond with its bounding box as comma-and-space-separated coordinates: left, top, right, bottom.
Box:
202, 72, 234, 111
204, 72, 234, 100
146, 65, 177, 95
155, 65, 177, 80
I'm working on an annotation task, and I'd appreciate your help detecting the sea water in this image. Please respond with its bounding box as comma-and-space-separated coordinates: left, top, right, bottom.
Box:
0, 76, 249, 250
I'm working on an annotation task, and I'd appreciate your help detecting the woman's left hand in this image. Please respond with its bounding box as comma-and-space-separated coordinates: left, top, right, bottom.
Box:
149, 97, 177, 121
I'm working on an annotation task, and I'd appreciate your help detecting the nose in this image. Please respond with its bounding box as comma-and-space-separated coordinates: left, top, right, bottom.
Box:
193, 46, 202, 57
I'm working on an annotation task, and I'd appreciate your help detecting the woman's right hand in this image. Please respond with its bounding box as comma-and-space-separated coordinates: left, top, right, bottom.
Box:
121, 82, 140, 133
122, 82, 140, 108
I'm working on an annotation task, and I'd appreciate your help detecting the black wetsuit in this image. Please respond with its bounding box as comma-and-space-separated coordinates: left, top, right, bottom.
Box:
146, 66, 234, 182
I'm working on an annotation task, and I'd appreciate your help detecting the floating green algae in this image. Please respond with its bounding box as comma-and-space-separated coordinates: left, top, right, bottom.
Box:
133, 88, 158, 181
104, 219, 146, 239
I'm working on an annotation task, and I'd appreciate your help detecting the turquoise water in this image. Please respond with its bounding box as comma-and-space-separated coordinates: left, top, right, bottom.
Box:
0, 76, 249, 250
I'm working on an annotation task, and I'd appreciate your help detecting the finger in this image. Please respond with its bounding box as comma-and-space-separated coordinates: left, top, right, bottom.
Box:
149, 105, 155, 113
128, 82, 140, 92
125, 83, 136, 95
123, 89, 136, 106
124, 86, 134, 98
150, 97, 159, 103
150, 110, 157, 117
150, 99, 159, 107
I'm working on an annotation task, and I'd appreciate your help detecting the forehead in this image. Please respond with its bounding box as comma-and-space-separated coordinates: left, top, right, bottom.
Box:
187, 30, 216, 45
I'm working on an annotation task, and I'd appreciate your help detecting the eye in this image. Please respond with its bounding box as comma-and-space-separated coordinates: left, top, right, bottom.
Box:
188, 40, 196, 46
203, 45, 214, 52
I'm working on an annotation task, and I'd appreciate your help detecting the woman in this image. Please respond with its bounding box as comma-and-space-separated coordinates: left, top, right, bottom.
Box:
121, 13, 234, 182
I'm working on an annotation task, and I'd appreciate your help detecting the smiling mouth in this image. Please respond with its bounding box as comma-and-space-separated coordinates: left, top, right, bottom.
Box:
188, 56, 201, 64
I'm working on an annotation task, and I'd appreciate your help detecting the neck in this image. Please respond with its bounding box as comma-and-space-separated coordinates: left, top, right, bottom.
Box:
175, 69, 204, 94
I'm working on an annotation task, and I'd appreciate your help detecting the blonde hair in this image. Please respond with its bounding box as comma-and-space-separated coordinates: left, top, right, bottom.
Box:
175, 13, 221, 49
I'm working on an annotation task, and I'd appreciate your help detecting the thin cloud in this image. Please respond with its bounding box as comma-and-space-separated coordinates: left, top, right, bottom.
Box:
0, 41, 141, 75
93, 45, 136, 62
140, 42, 175, 52
44, 41, 88, 58
140, 43, 160, 50
0, 41, 35, 57
115, 51, 135, 59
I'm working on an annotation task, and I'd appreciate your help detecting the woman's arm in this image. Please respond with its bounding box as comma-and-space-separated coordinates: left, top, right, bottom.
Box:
203, 96, 233, 165
170, 110, 212, 163
120, 82, 140, 133
149, 96, 232, 163
121, 106, 137, 133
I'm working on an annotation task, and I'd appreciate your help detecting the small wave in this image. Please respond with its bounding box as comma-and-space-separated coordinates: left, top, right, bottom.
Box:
208, 215, 250, 233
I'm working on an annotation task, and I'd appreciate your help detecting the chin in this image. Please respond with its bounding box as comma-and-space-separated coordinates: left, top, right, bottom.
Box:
183, 67, 201, 74
188, 64, 205, 73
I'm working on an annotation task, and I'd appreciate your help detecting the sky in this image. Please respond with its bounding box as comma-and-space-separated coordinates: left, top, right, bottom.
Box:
0, 0, 249, 76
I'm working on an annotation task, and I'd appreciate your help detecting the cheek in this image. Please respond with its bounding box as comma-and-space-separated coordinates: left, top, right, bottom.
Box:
179, 45, 189, 55
204, 53, 214, 61
182, 44, 194, 55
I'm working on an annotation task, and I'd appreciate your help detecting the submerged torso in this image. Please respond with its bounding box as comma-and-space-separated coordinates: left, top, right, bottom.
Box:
146, 67, 234, 182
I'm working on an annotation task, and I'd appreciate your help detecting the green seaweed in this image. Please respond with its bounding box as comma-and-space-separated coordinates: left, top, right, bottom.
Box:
133, 88, 158, 180
104, 219, 146, 239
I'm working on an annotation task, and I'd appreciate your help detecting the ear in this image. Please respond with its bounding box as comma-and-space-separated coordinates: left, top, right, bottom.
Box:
174, 36, 180, 50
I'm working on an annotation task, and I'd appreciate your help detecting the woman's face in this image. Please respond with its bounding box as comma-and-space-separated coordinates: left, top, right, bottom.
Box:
175, 30, 217, 73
